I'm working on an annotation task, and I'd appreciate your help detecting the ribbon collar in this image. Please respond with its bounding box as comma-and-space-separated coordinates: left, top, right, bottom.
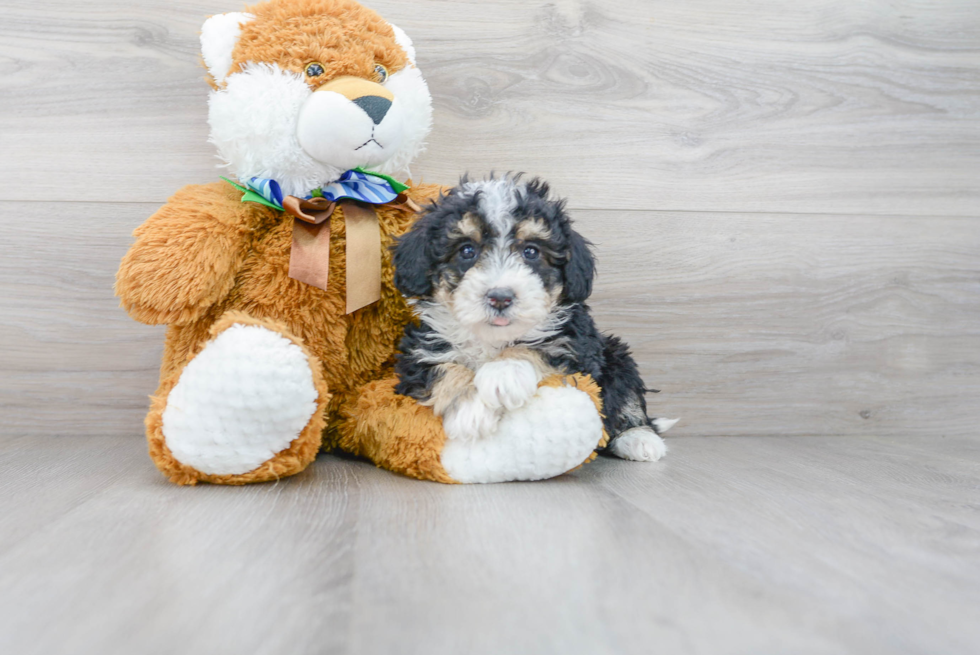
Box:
222, 169, 417, 314
222, 168, 410, 211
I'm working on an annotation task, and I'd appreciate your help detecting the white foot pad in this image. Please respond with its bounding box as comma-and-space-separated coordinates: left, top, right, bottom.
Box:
608, 427, 667, 462
441, 385, 604, 484
162, 324, 319, 475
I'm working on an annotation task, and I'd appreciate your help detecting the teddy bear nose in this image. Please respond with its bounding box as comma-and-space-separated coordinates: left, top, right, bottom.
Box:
352, 96, 392, 125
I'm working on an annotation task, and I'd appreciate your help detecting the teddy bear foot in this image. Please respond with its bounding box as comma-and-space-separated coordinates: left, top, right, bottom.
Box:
147, 315, 329, 485
439, 383, 604, 484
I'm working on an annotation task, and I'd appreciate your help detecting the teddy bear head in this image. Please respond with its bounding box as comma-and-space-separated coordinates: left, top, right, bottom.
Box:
201, 0, 433, 197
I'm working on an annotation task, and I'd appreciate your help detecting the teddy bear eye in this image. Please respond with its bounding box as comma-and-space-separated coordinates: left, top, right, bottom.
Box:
374, 64, 389, 84
305, 62, 325, 77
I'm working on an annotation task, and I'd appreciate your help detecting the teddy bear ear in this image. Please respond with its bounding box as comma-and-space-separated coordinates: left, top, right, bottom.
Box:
387, 23, 417, 65
201, 12, 255, 85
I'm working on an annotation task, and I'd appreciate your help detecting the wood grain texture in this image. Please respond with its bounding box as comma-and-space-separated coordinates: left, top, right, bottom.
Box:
2, 1, 978, 651
0, 202, 165, 438
0, 0, 978, 214
577, 210, 980, 437
2, 0, 977, 438
0, 434, 977, 654
3, 200, 978, 438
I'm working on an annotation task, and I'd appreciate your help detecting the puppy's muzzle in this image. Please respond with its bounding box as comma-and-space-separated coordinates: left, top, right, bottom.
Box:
486, 288, 515, 311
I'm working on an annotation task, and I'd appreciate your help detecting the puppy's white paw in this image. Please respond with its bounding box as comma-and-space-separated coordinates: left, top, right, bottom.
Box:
474, 359, 540, 410
608, 427, 668, 462
443, 396, 500, 441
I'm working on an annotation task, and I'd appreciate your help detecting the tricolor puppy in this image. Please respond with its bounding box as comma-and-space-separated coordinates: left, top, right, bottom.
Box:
393, 176, 676, 461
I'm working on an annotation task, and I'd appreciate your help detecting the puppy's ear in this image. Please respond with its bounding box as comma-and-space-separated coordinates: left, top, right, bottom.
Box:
562, 230, 595, 303
394, 222, 434, 297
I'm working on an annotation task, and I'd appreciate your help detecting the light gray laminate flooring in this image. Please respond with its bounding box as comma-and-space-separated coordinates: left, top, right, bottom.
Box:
1, 1, 979, 653
0, 434, 977, 655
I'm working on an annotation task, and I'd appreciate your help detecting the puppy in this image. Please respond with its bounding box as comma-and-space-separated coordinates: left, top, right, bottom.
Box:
392, 175, 676, 461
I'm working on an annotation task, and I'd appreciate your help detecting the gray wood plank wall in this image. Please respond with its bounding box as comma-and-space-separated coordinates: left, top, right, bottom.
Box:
1, 0, 978, 439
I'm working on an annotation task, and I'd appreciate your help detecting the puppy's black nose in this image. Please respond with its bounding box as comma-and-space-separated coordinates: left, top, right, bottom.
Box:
352, 95, 392, 125
486, 288, 515, 310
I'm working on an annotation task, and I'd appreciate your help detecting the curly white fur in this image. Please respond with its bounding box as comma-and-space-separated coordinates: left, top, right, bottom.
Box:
442, 395, 501, 442
474, 359, 541, 410
208, 63, 338, 197
442, 359, 543, 442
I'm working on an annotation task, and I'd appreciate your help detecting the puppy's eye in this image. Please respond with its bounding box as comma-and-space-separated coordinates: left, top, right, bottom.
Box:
305, 62, 325, 77
458, 244, 478, 260
522, 245, 540, 261
374, 64, 389, 84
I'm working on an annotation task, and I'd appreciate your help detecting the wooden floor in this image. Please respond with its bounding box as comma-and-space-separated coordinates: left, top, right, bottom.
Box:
1, 1, 979, 652
0, 434, 978, 655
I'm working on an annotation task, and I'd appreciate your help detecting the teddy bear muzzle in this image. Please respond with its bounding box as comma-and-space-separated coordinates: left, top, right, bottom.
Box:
296, 75, 406, 171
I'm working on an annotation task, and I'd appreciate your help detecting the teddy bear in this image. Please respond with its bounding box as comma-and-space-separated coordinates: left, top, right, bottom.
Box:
116, 0, 609, 485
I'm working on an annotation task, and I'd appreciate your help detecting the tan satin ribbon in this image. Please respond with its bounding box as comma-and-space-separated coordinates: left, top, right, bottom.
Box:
287, 196, 336, 294
341, 202, 382, 314
389, 193, 422, 214
285, 196, 384, 314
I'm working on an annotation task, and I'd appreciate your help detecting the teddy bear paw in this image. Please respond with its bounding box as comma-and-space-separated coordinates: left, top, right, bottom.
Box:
441, 384, 604, 483
161, 324, 319, 476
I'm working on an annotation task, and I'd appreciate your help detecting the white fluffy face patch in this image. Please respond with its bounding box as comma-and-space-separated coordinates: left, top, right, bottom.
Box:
208, 63, 338, 198
201, 16, 432, 195
448, 248, 557, 346
394, 176, 585, 370
370, 62, 433, 180
429, 180, 564, 348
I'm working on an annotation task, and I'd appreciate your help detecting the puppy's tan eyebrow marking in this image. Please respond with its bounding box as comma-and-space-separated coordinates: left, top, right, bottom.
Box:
515, 218, 552, 242
451, 214, 483, 243
450, 213, 483, 242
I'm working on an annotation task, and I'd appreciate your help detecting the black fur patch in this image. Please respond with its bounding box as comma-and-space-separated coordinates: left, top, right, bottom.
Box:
393, 320, 447, 400
536, 304, 656, 438
394, 176, 592, 302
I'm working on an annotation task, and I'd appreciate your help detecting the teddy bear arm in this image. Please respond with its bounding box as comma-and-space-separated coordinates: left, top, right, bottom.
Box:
115, 184, 254, 326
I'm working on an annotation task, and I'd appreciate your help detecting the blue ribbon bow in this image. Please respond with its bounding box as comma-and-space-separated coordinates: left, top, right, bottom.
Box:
222, 168, 409, 211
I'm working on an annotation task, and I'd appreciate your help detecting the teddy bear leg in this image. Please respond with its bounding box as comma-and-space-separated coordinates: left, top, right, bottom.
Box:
439, 374, 606, 484
146, 312, 330, 485
337, 378, 457, 483
338, 374, 605, 484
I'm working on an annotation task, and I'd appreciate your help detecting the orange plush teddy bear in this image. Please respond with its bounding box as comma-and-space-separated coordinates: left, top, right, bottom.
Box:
116, 0, 608, 485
